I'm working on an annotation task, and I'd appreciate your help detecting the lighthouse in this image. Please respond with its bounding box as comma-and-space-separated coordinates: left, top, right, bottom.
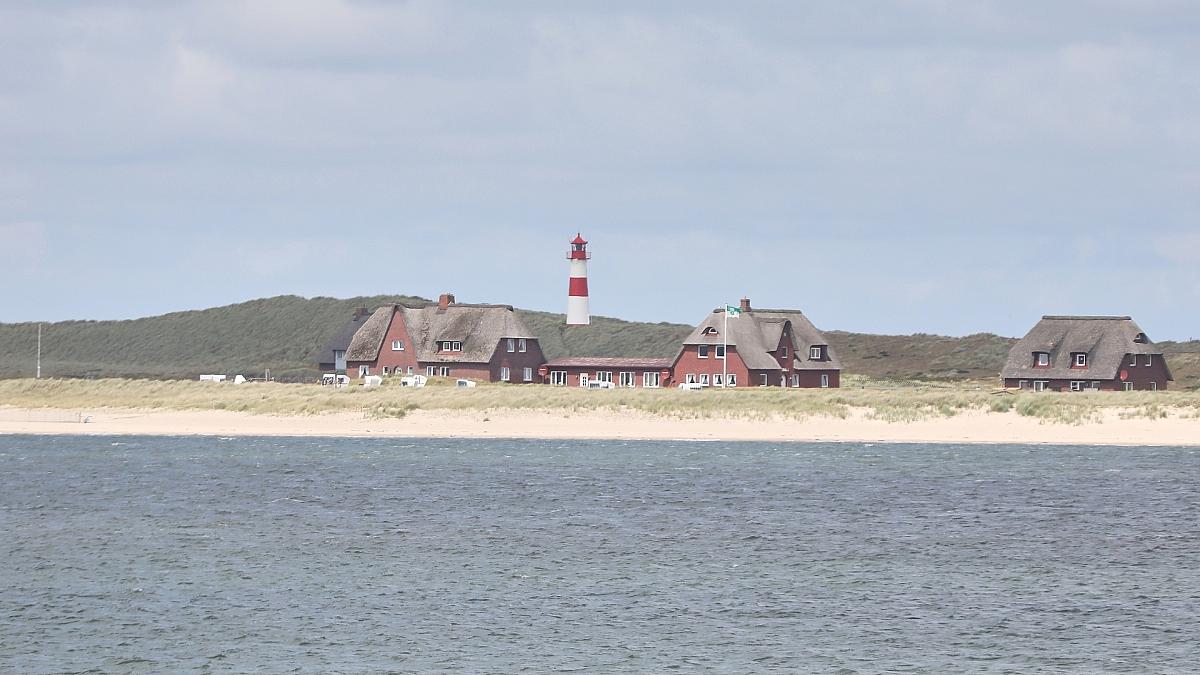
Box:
566, 233, 590, 326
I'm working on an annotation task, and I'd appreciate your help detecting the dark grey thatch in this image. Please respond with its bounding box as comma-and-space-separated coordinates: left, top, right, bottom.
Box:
345, 302, 538, 364
316, 310, 372, 367
681, 307, 842, 371
1001, 315, 1172, 381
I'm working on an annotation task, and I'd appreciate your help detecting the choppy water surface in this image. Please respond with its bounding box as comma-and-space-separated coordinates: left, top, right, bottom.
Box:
2, 436, 1199, 673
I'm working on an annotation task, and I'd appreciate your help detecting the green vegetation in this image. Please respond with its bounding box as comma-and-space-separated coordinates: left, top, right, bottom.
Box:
3, 377, 1200, 425
2, 295, 1197, 387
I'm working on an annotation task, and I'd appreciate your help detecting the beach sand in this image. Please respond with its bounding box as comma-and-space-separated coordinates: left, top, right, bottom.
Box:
2, 406, 1199, 445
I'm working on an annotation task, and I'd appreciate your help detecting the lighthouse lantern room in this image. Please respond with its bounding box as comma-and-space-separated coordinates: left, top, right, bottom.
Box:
566, 233, 591, 326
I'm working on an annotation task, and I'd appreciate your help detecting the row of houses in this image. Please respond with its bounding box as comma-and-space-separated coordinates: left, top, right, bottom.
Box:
318, 294, 844, 388
318, 295, 1174, 391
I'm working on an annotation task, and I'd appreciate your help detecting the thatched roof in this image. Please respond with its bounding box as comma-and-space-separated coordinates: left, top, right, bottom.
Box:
681, 307, 842, 371
346, 302, 538, 364
544, 357, 673, 369
316, 310, 371, 365
1001, 315, 1172, 381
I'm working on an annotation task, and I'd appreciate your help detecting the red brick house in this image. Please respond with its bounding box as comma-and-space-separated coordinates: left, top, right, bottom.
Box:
671, 298, 841, 388
1002, 315, 1172, 391
345, 294, 545, 383
541, 357, 674, 388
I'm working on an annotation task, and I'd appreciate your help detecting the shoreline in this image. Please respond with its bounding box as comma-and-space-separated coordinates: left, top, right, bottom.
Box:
3, 406, 1200, 446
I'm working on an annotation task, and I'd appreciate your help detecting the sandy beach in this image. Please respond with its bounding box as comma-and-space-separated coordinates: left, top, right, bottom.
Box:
2, 406, 1199, 445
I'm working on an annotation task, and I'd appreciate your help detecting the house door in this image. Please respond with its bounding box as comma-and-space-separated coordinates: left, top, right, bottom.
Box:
579, 373, 589, 388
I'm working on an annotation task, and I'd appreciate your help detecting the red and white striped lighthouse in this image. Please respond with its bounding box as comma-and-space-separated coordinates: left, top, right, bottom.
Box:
566, 233, 590, 326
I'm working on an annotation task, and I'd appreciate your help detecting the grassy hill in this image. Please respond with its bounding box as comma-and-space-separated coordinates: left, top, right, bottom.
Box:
2, 295, 1197, 388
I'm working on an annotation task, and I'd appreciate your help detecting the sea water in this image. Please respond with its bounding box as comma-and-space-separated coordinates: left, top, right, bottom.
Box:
2, 436, 1198, 673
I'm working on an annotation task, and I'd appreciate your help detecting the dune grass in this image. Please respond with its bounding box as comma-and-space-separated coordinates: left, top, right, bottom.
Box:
3, 376, 1200, 425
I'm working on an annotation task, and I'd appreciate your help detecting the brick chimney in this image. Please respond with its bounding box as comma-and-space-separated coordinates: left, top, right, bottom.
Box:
438, 293, 456, 311
740, 297, 751, 313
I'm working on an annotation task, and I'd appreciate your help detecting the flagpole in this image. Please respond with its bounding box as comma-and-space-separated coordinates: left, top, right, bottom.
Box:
723, 306, 728, 388
36, 323, 42, 379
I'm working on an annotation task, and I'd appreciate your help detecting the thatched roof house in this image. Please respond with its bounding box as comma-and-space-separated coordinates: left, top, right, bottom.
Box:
1001, 315, 1172, 391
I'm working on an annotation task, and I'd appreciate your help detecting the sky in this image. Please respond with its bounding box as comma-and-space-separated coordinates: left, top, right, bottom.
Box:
2, 1, 1198, 339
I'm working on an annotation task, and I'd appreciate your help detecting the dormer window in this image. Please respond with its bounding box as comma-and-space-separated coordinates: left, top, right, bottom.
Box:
1073, 353, 1087, 368
440, 341, 461, 353
1034, 352, 1050, 367
702, 327, 719, 336
809, 346, 822, 360
1134, 333, 1148, 344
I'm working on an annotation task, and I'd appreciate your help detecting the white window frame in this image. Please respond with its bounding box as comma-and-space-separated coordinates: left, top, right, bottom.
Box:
452, 341, 461, 352
820, 374, 829, 388
1034, 381, 1048, 392
382, 367, 390, 375
619, 372, 635, 388
1124, 382, 1134, 391
1145, 354, 1153, 366
697, 345, 709, 359
439, 366, 450, 377
595, 371, 613, 383
551, 371, 567, 386
700, 374, 710, 386
1090, 381, 1099, 390
1150, 381, 1157, 391
507, 338, 515, 353
791, 374, 800, 388
1070, 381, 1084, 392
1074, 353, 1087, 367
642, 372, 661, 388
781, 346, 789, 359
727, 374, 737, 387
519, 338, 527, 353
359, 365, 370, 377
702, 326, 718, 335
686, 373, 697, 384
1018, 379, 1027, 389
715, 345, 726, 359
1130, 354, 1137, 367
713, 373, 724, 387
391, 339, 404, 351
523, 367, 533, 382
407, 366, 414, 375
760, 374, 768, 386
1036, 352, 1050, 367
500, 367, 510, 382
810, 346, 822, 360
426, 365, 436, 377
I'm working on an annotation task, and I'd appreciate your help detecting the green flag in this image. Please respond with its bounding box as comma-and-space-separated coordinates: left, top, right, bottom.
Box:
725, 305, 741, 318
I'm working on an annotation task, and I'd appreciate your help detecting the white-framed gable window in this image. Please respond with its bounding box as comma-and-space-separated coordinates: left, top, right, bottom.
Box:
391, 339, 404, 351
780, 345, 789, 359
698, 345, 709, 359
507, 338, 515, 353
810, 346, 822, 360
500, 367, 510, 382
523, 367, 533, 382
1144, 354, 1153, 366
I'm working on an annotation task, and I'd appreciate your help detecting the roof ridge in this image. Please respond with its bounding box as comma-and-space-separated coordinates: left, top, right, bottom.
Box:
1041, 315, 1132, 321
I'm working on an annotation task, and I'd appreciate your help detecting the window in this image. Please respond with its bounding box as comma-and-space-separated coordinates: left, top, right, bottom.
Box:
1150, 381, 1158, 391
820, 374, 830, 388
439, 366, 450, 377
727, 374, 737, 387
382, 367, 390, 375
1074, 353, 1087, 368
791, 374, 800, 387
1134, 332, 1148, 344
507, 338, 515, 353
702, 326, 718, 335
780, 346, 789, 359
519, 338, 527, 353
407, 366, 414, 375
810, 346, 822, 360
700, 374, 710, 386
500, 367, 510, 382
686, 373, 697, 384
619, 372, 636, 388
1018, 380, 1027, 389
1124, 382, 1134, 391
713, 373, 724, 387
579, 373, 589, 387
698, 345, 709, 359
391, 340, 404, 351
426, 366, 436, 377
523, 367, 533, 382
1130, 354, 1137, 367
440, 341, 451, 352
1070, 381, 1084, 392
643, 372, 661, 388
595, 371, 612, 383
1034, 381, 1048, 392
1091, 381, 1100, 390
359, 365, 370, 377
551, 371, 567, 386
452, 341, 461, 352
760, 374, 768, 386
1035, 352, 1050, 367
715, 345, 726, 359
1144, 354, 1153, 367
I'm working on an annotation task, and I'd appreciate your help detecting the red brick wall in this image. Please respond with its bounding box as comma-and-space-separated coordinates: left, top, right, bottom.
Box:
1004, 353, 1171, 392
542, 366, 673, 388
671, 345, 751, 386
487, 338, 547, 383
